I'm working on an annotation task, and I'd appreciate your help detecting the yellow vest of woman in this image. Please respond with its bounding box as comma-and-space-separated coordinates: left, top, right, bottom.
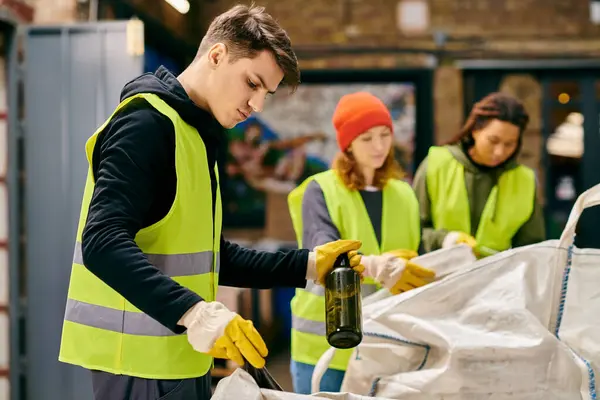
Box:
426, 146, 535, 253
287, 169, 420, 370
58, 93, 222, 379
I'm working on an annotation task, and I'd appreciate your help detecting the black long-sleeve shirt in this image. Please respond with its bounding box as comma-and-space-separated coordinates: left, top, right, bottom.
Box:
301, 179, 425, 254
302, 180, 384, 249
81, 66, 309, 334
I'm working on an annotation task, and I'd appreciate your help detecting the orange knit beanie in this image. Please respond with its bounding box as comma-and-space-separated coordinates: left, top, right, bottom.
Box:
332, 92, 394, 152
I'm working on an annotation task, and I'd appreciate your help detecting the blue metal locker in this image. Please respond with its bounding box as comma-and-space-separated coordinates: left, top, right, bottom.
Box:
7, 21, 144, 400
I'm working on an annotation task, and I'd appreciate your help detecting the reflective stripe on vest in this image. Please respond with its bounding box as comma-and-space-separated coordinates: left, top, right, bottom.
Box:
292, 314, 326, 336
287, 169, 420, 370
58, 93, 222, 380
66, 242, 221, 337
426, 146, 535, 253
72, 242, 221, 277
64, 299, 176, 337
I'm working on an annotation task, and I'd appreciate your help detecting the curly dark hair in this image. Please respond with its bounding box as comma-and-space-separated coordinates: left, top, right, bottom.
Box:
447, 92, 529, 159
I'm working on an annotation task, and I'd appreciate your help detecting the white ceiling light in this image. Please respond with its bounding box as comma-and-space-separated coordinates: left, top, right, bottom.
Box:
165, 0, 190, 14
591, 0, 600, 24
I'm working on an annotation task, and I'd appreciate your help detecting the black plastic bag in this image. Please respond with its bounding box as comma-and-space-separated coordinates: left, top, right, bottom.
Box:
242, 362, 284, 391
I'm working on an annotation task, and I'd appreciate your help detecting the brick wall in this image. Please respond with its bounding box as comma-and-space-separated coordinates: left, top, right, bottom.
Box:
434, 66, 463, 145
194, 0, 600, 73
201, 0, 600, 54
196, 0, 600, 147
431, 0, 595, 37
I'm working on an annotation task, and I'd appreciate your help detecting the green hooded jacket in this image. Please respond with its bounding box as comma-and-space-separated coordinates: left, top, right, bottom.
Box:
413, 144, 546, 253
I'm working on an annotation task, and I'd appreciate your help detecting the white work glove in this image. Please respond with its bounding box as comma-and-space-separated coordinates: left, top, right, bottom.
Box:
442, 231, 477, 249
178, 301, 268, 368
362, 254, 405, 288
361, 251, 435, 295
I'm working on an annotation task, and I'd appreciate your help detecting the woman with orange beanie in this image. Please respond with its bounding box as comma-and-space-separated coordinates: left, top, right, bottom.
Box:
287, 92, 435, 393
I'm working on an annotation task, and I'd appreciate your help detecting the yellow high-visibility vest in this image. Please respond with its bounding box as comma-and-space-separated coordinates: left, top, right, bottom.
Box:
287, 169, 420, 370
58, 93, 222, 379
426, 146, 535, 253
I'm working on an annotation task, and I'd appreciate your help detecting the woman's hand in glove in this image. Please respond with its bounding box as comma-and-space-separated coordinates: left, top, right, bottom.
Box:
362, 251, 435, 295
179, 301, 268, 368
442, 231, 477, 249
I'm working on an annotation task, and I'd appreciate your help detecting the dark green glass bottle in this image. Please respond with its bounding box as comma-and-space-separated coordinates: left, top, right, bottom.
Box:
325, 252, 363, 349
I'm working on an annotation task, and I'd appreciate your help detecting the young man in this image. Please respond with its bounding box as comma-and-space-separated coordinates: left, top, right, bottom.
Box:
58, 5, 363, 400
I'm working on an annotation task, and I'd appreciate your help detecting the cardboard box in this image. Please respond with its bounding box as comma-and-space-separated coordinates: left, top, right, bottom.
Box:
264, 192, 297, 242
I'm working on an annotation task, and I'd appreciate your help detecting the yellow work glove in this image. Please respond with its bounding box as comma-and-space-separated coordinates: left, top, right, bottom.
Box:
208, 315, 268, 368
361, 251, 435, 295
389, 260, 436, 295
179, 301, 268, 368
306, 239, 364, 285
442, 231, 477, 249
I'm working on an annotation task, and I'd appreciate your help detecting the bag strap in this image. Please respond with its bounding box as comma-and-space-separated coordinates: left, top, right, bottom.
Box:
559, 183, 600, 248
311, 347, 337, 393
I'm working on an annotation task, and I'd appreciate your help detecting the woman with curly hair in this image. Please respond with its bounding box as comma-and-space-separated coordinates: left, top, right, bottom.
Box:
286, 92, 434, 393
412, 92, 545, 256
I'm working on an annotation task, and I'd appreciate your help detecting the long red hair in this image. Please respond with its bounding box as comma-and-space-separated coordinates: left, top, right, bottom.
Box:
332, 148, 404, 191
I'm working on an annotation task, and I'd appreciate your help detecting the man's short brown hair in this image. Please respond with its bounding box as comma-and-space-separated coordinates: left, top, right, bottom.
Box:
198, 4, 300, 91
